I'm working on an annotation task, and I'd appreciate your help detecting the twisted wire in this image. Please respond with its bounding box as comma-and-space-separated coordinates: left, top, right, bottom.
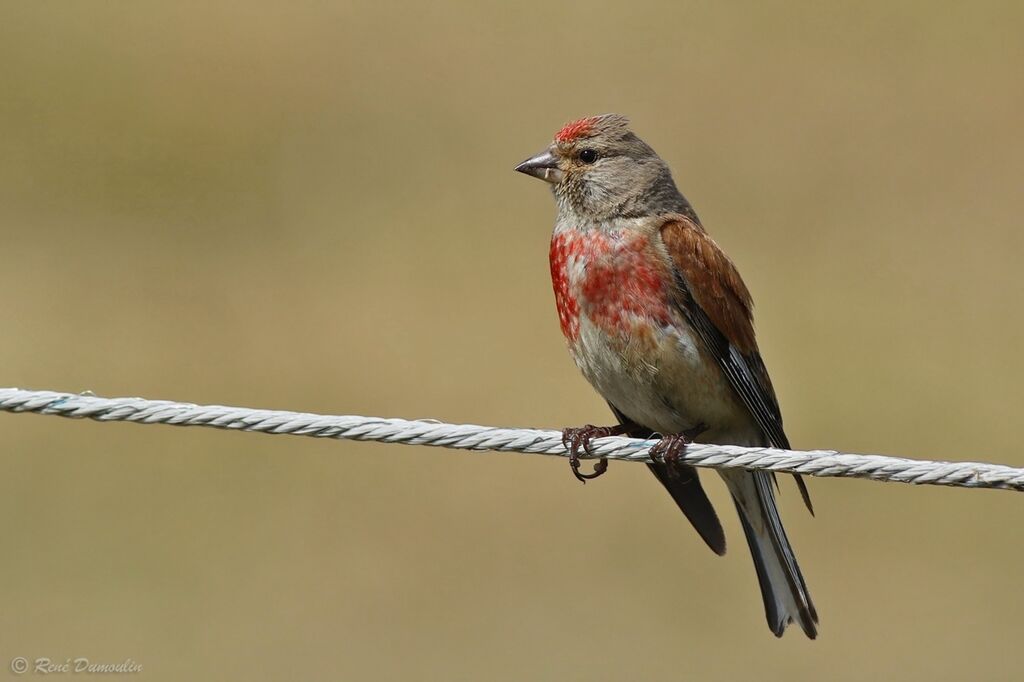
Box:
2, 388, 1021, 492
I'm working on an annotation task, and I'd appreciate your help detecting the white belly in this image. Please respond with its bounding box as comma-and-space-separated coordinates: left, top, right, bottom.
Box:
571, 313, 764, 446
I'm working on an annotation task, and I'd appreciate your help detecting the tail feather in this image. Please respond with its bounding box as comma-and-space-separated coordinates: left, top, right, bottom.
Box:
724, 469, 818, 638
647, 462, 726, 556
607, 403, 726, 555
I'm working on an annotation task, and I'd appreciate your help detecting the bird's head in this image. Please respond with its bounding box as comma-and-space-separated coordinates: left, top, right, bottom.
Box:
515, 114, 687, 221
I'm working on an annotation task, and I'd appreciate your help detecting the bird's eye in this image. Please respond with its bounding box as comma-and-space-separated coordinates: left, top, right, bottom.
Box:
578, 148, 598, 164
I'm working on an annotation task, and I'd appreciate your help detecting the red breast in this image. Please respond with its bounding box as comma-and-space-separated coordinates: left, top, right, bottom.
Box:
550, 228, 671, 344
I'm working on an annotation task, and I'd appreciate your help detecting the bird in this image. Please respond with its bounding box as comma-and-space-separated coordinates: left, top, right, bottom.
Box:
514, 114, 818, 639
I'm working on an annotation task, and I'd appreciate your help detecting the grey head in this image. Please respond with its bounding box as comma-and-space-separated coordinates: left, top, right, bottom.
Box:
515, 114, 698, 223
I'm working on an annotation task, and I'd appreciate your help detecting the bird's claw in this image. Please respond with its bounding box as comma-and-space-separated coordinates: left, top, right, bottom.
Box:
649, 433, 687, 462
648, 422, 707, 474
561, 424, 623, 483
648, 432, 695, 478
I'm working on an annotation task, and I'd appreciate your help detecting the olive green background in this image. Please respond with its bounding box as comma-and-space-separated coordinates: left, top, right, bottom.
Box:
2, 2, 1022, 680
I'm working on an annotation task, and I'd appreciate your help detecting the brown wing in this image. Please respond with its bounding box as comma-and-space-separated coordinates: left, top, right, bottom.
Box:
659, 217, 813, 513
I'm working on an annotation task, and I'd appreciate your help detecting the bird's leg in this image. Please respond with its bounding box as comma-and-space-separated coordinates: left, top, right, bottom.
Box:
561, 424, 626, 483
649, 423, 707, 477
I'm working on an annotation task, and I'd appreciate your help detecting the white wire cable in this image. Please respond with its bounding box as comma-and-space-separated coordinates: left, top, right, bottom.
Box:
2, 387, 1022, 492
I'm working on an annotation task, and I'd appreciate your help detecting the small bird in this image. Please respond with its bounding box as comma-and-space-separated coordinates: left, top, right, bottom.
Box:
515, 114, 818, 638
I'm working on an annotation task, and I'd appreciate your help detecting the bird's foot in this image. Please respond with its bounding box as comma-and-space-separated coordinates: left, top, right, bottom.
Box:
561, 424, 625, 483
649, 424, 705, 476
649, 433, 689, 467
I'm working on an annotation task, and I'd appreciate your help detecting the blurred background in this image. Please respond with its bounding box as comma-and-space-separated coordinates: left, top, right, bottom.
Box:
2, 1, 1022, 679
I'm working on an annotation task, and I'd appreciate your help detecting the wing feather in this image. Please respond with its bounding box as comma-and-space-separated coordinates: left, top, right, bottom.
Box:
659, 218, 813, 513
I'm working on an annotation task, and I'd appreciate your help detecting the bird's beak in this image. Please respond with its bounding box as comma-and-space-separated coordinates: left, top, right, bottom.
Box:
514, 148, 563, 184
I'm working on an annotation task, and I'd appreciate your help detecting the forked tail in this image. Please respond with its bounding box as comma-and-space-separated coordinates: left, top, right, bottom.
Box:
722, 469, 818, 638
